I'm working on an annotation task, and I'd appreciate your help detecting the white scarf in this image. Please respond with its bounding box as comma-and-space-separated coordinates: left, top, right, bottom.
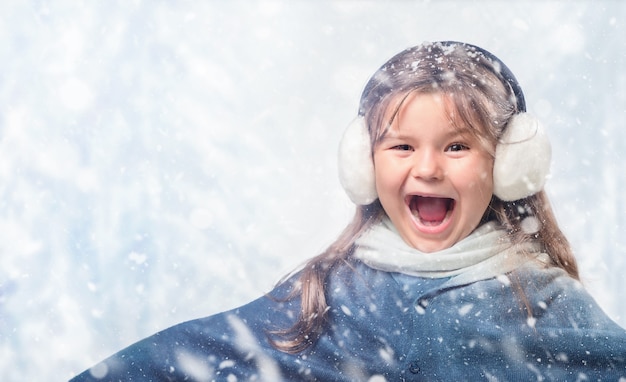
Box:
354, 217, 549, 286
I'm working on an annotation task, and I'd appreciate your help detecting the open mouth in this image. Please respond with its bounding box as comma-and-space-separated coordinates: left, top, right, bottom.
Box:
408, 196, 455, 226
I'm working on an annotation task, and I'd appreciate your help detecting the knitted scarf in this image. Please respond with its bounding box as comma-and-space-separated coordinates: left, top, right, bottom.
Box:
354, 217, 549, 287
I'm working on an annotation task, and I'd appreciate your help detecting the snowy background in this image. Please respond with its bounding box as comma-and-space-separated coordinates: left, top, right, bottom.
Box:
0, 1, 624, 380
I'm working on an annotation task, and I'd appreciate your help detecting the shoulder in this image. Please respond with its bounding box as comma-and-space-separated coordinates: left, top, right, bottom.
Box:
506, 264, 626, 332
511, 264, 591, 307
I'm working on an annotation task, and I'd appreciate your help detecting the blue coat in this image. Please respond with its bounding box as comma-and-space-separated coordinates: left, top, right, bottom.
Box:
71, 260, 626, 381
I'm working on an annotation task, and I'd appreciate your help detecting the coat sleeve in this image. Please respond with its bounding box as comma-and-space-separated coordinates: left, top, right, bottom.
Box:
513, 266, 626, 377
69, 278, 305, 382
415, 265, 626, 380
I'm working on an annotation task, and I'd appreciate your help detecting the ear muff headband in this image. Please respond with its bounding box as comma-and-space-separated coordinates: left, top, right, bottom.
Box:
338, 42, 552, 205
441, 41, 527, 113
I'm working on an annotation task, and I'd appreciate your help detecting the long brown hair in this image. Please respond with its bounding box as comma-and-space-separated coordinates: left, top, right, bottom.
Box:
270, 42, 578, 353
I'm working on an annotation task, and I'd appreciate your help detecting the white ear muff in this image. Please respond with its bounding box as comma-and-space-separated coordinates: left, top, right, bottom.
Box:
337, 117, 378, 205
493, 113, 552, 201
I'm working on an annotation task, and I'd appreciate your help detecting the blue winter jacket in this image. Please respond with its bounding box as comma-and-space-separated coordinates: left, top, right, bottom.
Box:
71, 260, 626, 381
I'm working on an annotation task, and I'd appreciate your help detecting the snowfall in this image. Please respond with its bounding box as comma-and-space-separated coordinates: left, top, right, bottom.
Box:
0, 1, 624, 381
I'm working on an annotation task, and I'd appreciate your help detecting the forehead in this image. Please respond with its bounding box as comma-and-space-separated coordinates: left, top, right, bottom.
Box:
384, 92, 458, 130
376, 90, 491, 143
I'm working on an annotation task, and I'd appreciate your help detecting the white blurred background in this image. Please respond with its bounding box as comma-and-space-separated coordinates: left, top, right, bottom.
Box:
0, 1, 624, 380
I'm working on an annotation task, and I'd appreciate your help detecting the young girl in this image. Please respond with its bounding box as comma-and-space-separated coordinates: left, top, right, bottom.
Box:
71, 41, 626, 381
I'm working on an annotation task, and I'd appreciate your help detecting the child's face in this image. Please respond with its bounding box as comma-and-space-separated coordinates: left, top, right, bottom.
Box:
373, 92, 494, 252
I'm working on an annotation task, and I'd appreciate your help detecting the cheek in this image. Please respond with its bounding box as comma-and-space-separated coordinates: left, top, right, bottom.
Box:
474, 169, 494, 212
473, 157, 494, 188
374, 165, 394, 196
463, 165, 494, 202
476, 168, 494, 189
373, 153, 393, 186
373, 155, 406, 207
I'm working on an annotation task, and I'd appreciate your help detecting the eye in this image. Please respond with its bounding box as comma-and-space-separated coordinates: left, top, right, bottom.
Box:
446, 143, 469, 152
392, 144, 413, 151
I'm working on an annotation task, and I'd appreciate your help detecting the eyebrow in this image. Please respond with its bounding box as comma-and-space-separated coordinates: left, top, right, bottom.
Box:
381, 125, 473, 141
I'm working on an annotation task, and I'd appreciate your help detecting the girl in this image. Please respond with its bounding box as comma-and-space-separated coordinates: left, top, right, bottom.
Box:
71, 41, 626, 381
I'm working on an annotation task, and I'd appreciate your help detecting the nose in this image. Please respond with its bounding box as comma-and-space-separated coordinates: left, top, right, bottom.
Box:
411, 149, 444, 181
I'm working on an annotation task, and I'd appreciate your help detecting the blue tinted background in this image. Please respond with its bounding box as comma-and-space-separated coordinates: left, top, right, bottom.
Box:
0, 1, 624, 380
